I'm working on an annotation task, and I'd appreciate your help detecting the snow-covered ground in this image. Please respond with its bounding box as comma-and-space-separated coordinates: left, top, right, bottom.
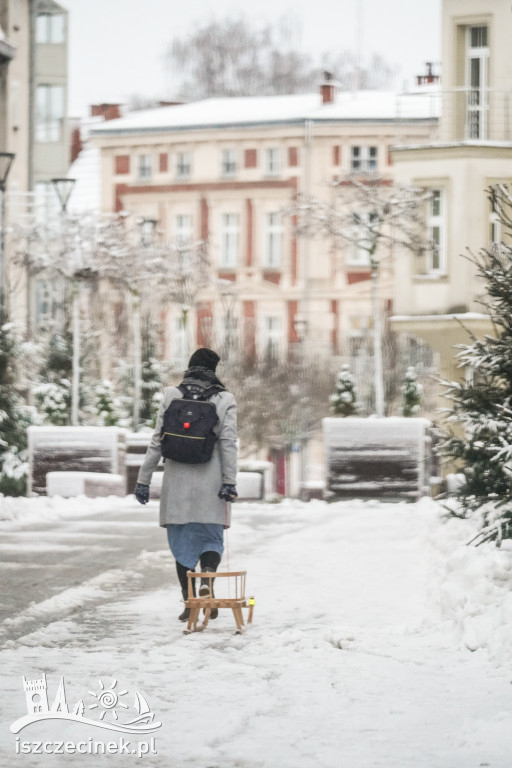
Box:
1, 494, 511, 767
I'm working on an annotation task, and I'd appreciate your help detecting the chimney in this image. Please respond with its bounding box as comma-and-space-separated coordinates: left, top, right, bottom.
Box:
320, 70, 337, 104
90, 103, 122, 121
416, 62, 440, 86
70, 126, 82, 164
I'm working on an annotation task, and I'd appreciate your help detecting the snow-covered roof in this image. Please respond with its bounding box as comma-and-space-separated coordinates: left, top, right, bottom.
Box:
90, 89, 440, 137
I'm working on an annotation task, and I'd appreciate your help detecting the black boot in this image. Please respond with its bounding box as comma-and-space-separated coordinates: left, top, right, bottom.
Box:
176, 562, 195, 622
178, 596, 190, 622
199, 567, 218, 620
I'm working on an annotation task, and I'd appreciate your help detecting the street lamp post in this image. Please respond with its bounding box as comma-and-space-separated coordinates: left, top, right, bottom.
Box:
370, 253, 385, 418
51, 178, 78, 424
0, 152, 15, 312
294, 313, 308, 493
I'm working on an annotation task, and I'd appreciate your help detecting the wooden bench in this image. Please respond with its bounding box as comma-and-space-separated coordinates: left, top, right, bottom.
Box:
184, 570, 255, 634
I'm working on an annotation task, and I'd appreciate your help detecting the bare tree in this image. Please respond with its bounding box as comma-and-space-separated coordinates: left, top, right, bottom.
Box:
164, 15, 398, 100
288, 175, 432, 416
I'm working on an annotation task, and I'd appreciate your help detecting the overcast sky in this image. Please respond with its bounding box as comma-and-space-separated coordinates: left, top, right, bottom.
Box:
61, 0, 441, 118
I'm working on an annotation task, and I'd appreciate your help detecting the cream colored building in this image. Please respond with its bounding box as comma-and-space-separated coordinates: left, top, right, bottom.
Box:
0, 0, 70, 326
91, 83, 439, 367
391, 0, 512, 382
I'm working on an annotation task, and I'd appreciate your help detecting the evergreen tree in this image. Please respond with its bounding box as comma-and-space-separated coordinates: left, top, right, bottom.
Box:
94, 380, 124, 426
0, 311, 33, 495
439, 185, 512, 543
330, 364, 358, 417
140, 322, 166, 428
402, 366, 422, 417
33, 333, 72, 425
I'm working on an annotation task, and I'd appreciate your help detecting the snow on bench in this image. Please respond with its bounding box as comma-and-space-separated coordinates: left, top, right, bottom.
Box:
28, 426, 127, 496
46, 472, 125, 498
323, 417, 433, 501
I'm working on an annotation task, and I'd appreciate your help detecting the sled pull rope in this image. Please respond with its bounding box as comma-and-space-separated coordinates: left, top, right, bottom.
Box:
225, 499, 231, 598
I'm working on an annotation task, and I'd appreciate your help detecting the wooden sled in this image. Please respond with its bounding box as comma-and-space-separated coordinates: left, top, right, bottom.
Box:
183, 570, 255, 634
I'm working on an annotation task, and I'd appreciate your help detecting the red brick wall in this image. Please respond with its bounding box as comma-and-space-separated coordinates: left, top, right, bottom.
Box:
246, 199, 253, 267
159, 153, 168, 172
115, 155, 130, 175
288, 300, 299, 345
245, 149, 258, 168
200, 198, 209, 239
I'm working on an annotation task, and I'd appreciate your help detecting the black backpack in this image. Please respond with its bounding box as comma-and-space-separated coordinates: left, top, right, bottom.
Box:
160, 384, 220, 464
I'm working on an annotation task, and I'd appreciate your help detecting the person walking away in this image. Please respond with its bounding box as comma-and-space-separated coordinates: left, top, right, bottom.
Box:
134, 348, 238, 621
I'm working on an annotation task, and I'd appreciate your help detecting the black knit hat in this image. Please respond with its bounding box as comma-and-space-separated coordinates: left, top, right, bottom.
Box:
188, 347, 220, 372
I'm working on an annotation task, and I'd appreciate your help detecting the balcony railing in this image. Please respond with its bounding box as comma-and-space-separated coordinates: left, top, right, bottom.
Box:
395, 87, 512, 144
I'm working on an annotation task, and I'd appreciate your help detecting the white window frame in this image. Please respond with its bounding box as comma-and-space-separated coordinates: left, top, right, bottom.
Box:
220, 213, 239, 268
265, 148, 280, 176
221, 149, 237, 178
466, 25, 489, 140
262, 316, 281, 359
347, 212, 376, 267
264, 212, 283, 269
34, 277, 62, 327
36, 85, 64, 142
427, 189, 446, 275
137, 154, 152, 181
172, 315, 188, 367
36, 13, 65, 44
175, 151, 191, 179
350, 146, 378, 173
175, 214, 193, 245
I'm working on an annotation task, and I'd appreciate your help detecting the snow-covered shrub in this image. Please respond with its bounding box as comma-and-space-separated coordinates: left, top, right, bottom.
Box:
33, 380, 71, 425
94, 380, 125, 426
402, 366, 423, 417
330, 364, 359, 417
0, 314, 36, 495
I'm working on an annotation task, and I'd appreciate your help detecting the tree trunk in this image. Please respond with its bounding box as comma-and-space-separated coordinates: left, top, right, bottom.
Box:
71, 285, 80, 426
133, 294, 141, 431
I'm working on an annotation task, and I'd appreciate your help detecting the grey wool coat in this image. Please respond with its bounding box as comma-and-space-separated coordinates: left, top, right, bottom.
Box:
137, 381, 238, 528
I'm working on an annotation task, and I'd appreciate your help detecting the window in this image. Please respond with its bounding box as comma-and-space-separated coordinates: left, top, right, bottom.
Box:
265, 148, 280, 176
263, 317, 281, 359
36, 85, 64, 142
138, 154, 152, 181
175, 214, 192, 245
220, 213, 239, 268
351, 146, 378, 173
347, 212, 377, 267
36, 13, 65, 44
264, 213, 282, 268
35, 278, 61, 327
34, 181, 59, 223
221, 149, 237, 177
466, 25, 489, 139
176, 152, 191, 179
426, 189, 446, 274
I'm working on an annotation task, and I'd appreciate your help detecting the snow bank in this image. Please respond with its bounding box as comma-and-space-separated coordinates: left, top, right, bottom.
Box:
429, 514, 512, 668
0, 493, 131, 526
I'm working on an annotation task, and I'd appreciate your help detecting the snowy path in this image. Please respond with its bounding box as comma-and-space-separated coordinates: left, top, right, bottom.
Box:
0, 497, 511, 767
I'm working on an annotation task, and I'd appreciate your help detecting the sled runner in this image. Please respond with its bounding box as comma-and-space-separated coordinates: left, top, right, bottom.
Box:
183, 570, 255, 634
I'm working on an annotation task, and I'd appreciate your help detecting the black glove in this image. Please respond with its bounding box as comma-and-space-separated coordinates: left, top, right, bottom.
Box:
135, 483, 150, 505
218, 483, 238, 502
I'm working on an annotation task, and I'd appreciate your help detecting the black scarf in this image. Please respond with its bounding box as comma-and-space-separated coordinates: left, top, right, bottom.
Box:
181, 366, 226, 393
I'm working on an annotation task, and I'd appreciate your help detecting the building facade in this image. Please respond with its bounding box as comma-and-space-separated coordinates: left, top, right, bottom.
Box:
391, 0, 512, 382
0, 0, 69, 326
91, 84, 439, 368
